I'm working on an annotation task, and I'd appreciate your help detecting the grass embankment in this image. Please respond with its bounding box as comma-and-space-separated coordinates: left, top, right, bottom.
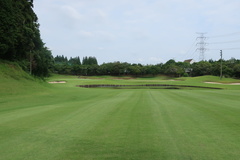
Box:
0, 60, 49, 96
0, 68, 240, 159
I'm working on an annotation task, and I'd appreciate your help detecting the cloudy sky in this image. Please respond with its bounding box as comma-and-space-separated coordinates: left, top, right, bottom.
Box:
33, 0, 240, 64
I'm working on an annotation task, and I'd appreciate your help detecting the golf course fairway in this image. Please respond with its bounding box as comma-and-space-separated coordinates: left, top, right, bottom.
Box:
0, 74, 240, 160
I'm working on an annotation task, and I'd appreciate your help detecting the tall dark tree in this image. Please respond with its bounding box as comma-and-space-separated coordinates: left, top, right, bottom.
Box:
82, 56, 98, 65
69, 56, 81, 65
0, 0, 37, 60
0, 0, 53, 77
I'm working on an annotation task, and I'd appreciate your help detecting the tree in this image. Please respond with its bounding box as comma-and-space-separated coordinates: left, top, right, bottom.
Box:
0, 0, 38, 60
32, 47, 54, 77
165, 64, 184, 77
145, 65, 160, 76
165, 59, 176, 66
128, 65, 142, 75
82, 56, 98, 65
0, 0, 53, 77
54, 55, 68, 64
69, 56, 81, 65
191, 61, 212, 76
233, 64, 240, 78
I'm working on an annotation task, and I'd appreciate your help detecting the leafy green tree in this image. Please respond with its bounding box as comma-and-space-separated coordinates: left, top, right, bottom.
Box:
69, 56, 81, 65
233, 64, 240, 78
71, 65, 82, 75
32, 47, 54, 77
145, 65, 160, 76
128, 65, 142, 75
191, 61, 212, 76
98, 63, 110, 75
165, 64, 184, 77
165, 59, 176, 66
87, 65, 99, 75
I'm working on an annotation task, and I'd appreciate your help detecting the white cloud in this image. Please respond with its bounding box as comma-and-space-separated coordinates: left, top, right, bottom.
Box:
61, 5, 83, 20
77, 30, 116, 41
97, 47, 105, 50
95, 9, 107, 19
149, 57, 163, 62
78, 30, 94, 38
137, 58, 144, 62
95, 31, 116, 40
34, 0, 240, 64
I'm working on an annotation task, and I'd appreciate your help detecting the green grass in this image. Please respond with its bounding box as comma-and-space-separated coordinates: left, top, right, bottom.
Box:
1, 69, 240, 159
0, 61, 50, 96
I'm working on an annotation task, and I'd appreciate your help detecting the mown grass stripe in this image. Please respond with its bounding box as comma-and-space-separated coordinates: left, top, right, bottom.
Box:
1, 73, 240, 160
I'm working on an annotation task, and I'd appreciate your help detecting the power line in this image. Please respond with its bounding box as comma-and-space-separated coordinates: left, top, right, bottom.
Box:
207, 32, 240, 60
190, 50, 198, 60
183, 32, 240, 62
209, 31, 240, 38
209, 39, 240, 44
182, 39, 197, 60
209, 48, 240, 50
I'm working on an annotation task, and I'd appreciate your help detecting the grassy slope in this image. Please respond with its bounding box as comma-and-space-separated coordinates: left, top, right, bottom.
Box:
0, 61, 49, 96
0, 70, 240, 159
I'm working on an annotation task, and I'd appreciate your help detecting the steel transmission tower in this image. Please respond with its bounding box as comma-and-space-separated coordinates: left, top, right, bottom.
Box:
196, 32, 208, 61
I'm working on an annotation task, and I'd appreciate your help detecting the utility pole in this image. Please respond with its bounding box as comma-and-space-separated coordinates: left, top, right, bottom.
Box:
29, 50, 33, 75
196, 32, 208, 61
220, 50, 223, 79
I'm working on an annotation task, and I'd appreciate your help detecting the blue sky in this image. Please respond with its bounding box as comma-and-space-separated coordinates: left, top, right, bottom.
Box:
34, 0, 240, 64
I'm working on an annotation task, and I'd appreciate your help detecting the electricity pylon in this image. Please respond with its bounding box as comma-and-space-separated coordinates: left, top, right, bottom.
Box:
196, 32, 208, 61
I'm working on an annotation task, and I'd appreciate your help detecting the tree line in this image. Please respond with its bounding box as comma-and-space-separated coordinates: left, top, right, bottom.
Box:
0, 0, 53, 77
1, 1, 239, 79
53, 56, 240, 78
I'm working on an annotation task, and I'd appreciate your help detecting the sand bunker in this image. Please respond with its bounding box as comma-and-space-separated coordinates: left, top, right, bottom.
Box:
48, 81, 66, 84
205, 82, 222, 84
205, 82, 240, 85
229, 83, 240, 85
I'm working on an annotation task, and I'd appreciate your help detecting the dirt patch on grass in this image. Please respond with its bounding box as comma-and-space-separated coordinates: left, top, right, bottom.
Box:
48, 81, 66, 84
